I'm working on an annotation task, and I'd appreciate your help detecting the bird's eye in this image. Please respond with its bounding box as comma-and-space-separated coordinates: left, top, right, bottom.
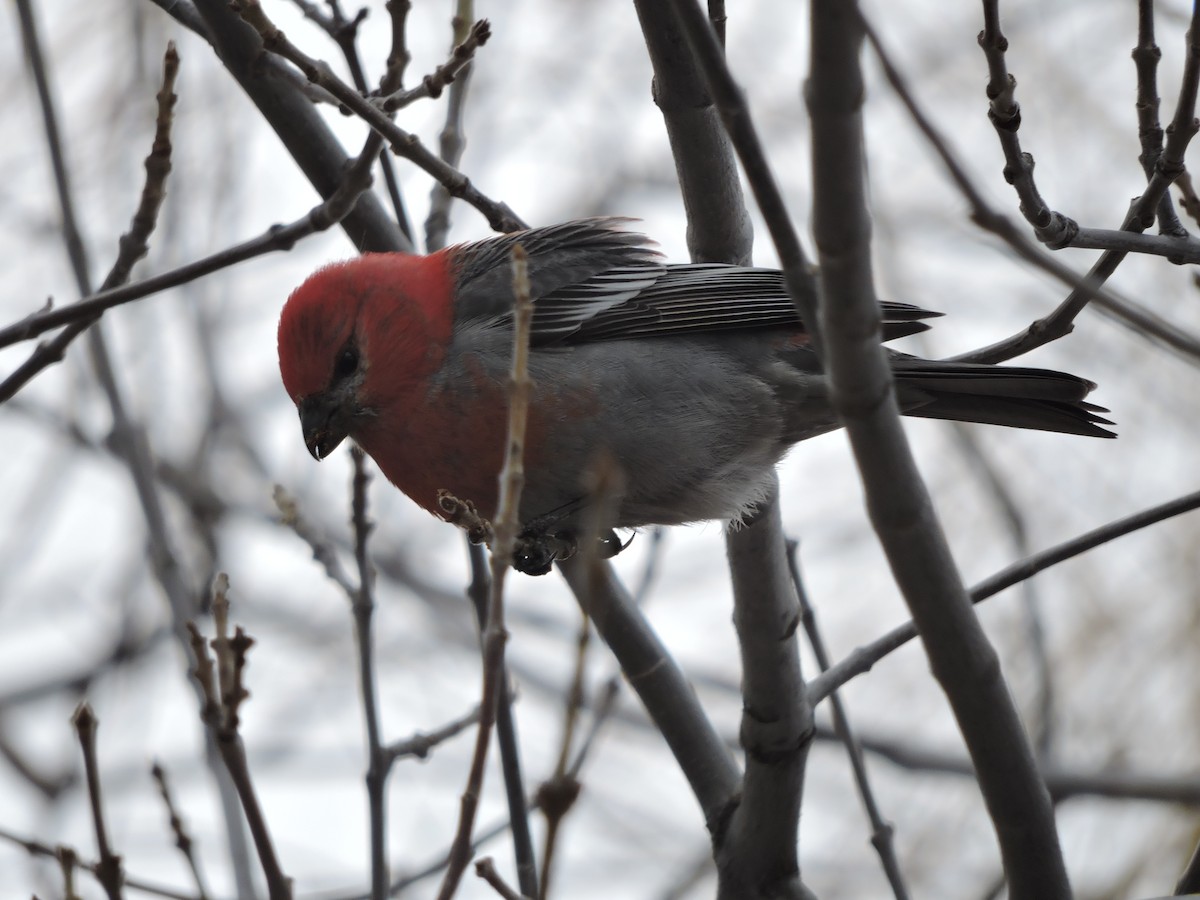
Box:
333, 344, 359, 381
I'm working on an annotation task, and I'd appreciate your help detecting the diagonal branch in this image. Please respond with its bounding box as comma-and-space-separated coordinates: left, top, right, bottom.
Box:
806, 3, 1069, 896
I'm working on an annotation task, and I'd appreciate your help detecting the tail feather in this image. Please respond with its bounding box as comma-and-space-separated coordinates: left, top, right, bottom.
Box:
892, 359, 1116, 438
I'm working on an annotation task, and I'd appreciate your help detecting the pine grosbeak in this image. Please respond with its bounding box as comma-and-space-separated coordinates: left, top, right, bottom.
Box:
278, 219, 1113, 573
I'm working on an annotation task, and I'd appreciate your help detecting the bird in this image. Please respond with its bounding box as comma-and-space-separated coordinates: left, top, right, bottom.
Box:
278, 218, 1114, 574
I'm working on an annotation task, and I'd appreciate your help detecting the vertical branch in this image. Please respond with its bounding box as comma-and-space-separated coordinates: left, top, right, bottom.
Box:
438, 246, 533, 900
720, 476, 813, 899
72, 705, 124, 900
787, 544, 907, 899
349, 447, 389, 900
808, 4, 1069, 896
190, 578, 293, 899
536, 602, 587, 900
151, 762, 212, 900
316, 1, 413, 243
426, 1, 478, 250
462, 535, 540, 898
1132, 0, 1186, 235
379, 0, 413, 96
14, 0, 91, 282
660, 0, 820, 345
538, 456, 624, 900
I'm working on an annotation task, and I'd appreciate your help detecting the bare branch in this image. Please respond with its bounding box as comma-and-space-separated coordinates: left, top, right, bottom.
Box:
72, 704, 124, 900
233, 0, 523, 233
347, 448, 390, 900
788, 544, 907, 899
151, 763, 211, 900
0, 131, 383, 359
438, 246, 534, 899
810, 487, 1200, 704
189, 578, 292, 899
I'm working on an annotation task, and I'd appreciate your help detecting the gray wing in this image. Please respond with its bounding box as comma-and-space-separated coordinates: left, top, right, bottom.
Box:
451, 218, 939, 345
450, 218, 665, 339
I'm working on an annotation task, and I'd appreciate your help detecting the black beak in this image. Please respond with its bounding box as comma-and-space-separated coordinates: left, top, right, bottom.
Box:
299, 394, 348, 461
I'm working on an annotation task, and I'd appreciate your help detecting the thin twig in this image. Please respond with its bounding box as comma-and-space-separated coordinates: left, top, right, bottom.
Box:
460, 541, 540, 899
437, 246, 534, 899
809, 487, 1200, 704
538, 457, 626, 900
377, 18, 489, 112
151, 762, 211, 900
189, 577, 292, 899
474, 857, 531, 900
0, 130, 384, 365
348, 448, 389, 900
1, 39, 177, 400
72, 704, 124, 900
389, 668, 638, 894
294, 0, 413, 242
0, 828, 199, 900
787, 545, 907, 899
190, 0, 406, 253
860, 12, 1200, 365
426, 5, 483, 251
273, 485, 359, 598
385, 704, 482, 763
234, 0, 522, 233
1132, 0, 1187, 236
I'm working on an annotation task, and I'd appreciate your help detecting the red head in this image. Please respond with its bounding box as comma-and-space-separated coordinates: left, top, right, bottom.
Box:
277, 252, 455, 459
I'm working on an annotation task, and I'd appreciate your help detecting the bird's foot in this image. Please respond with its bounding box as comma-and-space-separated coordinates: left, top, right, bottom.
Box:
512, 528, 633, 576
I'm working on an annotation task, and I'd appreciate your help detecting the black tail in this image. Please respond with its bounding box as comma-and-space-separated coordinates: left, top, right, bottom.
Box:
891, 358, 1116, 438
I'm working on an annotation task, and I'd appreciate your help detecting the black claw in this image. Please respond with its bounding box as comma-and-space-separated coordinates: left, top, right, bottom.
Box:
597, 529, 634, 559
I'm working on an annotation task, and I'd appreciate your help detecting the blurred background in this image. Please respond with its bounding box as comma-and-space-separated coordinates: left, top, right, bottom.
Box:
3, 0, 1200, 897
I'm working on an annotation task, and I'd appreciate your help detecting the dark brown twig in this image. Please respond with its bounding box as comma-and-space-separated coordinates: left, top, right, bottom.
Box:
72, 704, 124, 900
0, 828, 197, 900
151, 763, 211, 900
474, 857, 530, 900
233, 0, 523, 234
189, 577, 292, 899
377, 18, 490, 112
191, 0, 406, 253
459, 539, 540, 899
273, 485, 359, 597
385, 704, 482, 763
292, 0, 414, 242
0, 41, 177, 402
538, 457, 625, 900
